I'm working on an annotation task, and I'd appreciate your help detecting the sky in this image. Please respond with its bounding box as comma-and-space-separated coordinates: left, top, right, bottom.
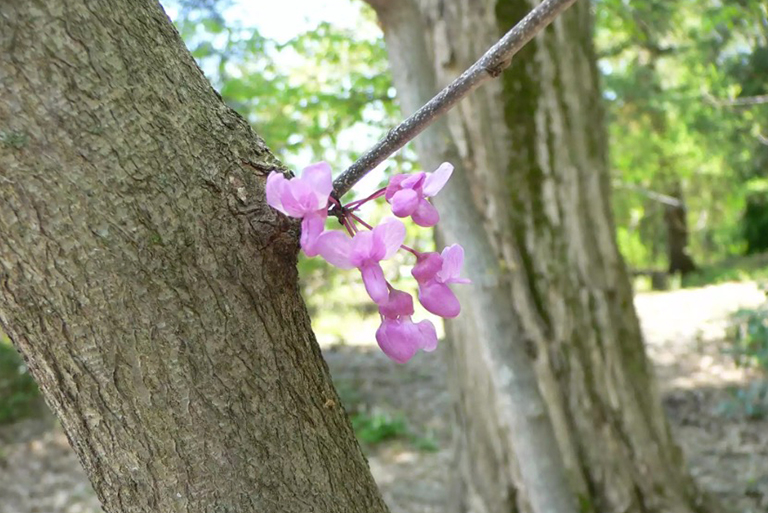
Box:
225, 0, 363, 44
163, 0, 365, 44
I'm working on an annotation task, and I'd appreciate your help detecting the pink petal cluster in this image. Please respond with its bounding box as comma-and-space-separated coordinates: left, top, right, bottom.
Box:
266, 162, 332, 256
315, 218, 405, 304
412, 245, 470, 318
264, 160, 468, 364
385, 163, 453, 227
375, 288, 438, 363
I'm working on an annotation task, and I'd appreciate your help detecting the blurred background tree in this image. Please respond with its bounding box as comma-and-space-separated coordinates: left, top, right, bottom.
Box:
597, 0, 768, 279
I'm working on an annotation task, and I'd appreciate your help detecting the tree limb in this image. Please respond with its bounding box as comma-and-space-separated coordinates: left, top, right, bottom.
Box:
613, 181, 684, 207
705, 93, 768, 107
332, 0, 580, 198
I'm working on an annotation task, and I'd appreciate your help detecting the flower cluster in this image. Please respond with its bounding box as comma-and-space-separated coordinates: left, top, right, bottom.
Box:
266, 161, 469, 363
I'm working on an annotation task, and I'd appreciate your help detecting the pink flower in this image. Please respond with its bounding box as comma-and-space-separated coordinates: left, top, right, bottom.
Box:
385, 163, 453, 227
412, 244, 470, 318
315, 218, 406, 304
376, 288, 438, 363
265, 162, 333, 256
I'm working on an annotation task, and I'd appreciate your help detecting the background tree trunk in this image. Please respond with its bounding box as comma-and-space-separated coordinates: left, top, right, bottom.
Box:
665, 184, 697, 275
0, 1, 388, 512
369, 0, 716, 512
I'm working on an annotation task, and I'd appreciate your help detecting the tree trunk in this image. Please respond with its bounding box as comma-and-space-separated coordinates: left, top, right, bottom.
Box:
0, 2, 388, 512
665, 185, 697, 276
366, 2, 578, 512
369, 0, 716, 512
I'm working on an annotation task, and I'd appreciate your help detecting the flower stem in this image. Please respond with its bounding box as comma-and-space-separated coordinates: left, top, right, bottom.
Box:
400, 244, 420, 257
342, 216, 357, 236
348, 212, 374, 231
344, 187, 387, 211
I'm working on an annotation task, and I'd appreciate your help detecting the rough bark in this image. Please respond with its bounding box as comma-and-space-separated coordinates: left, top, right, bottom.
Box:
0, 1, 389, 512
369, 0, 717, 512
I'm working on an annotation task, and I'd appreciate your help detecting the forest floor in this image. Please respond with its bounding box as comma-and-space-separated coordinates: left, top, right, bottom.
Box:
1, 281, 767, 513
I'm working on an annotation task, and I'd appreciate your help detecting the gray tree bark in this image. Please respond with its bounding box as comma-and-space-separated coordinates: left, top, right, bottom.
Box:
0, 1, 388, 512
367, 0, 717, 512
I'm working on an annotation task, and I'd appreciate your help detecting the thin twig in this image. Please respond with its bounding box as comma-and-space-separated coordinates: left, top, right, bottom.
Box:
705, 94, 768, 107
332, 0, 580, 198
613, 181, 683, 207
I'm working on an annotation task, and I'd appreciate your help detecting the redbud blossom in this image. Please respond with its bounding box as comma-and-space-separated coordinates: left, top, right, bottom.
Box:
385, 162, 453, 227
264, 160, 466, 363
315, 218, 405, 304
376, 288, 438, 363
412, 244, 470, 318
265, 162, 332, 256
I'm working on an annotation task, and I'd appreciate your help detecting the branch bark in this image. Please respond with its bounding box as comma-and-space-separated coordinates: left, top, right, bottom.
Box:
613, 181, 684, 207
332, 0, 580, 198
705, 93, 768, 107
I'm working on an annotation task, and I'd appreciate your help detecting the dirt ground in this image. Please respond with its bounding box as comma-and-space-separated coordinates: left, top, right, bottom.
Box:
1, 282, 767, 513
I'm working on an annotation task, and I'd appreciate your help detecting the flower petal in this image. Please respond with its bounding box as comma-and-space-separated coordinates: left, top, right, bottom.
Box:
315, 230, 354, 269
301, 161, 333, 209
361, 262, 388, 304
350, 230, 376, 267
379, 288, 415, 318
416, 320, 438, 352
411, 199, 440, 227
411, 252, 442, 283
400, 172, 426, 190
376, 319, 419, 364
373, 218, 406, 260
418, 281, 461, 318
422, 162, 454, 197
281, 179, 310, 217
300, 211, 327, 257
385, 174, 409, 200
389, 189, 420, 217
265, 171, 289, 215
437, 244, 469, 283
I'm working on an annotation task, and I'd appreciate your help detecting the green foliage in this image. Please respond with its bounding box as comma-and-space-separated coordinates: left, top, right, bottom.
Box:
682, 252, 768, 288
718, 382, 768, 420
727, 296, 768, 374
596, 0, 768, 270
719, 286, 768, 418
350, 410, 410, 445
348, 409, 440, 452
0, 335, 40, 425
334, 378, 439, 452
169, 1, 398, 170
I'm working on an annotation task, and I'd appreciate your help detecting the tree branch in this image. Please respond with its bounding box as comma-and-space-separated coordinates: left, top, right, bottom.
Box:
705, 93, 768, 107
613, 181, 683, 207
332, 0, 580, 198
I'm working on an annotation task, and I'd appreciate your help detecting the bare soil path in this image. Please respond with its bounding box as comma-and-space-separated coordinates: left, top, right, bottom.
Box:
1, 282, 766, 513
